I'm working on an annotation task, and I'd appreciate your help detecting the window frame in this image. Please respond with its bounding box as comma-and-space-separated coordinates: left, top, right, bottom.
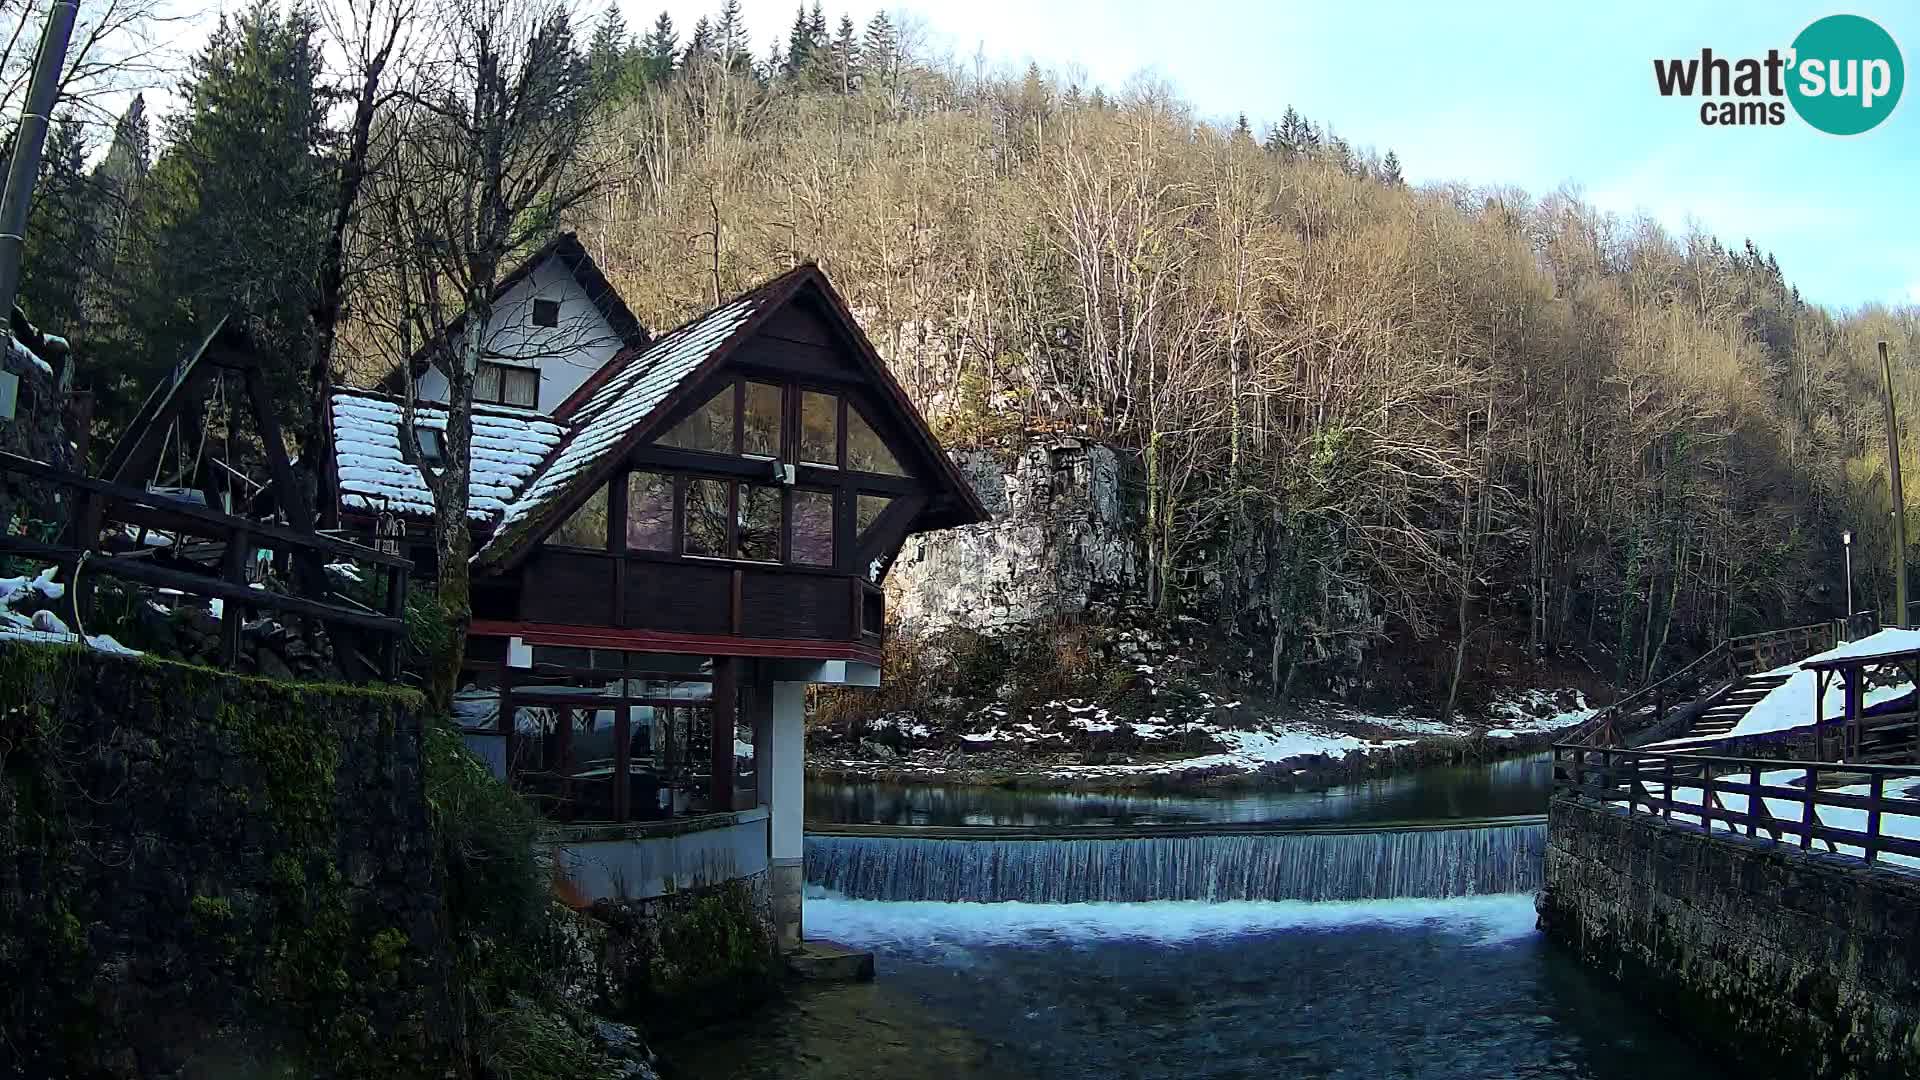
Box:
474, 359, 539, 410
531, 297, 561, 328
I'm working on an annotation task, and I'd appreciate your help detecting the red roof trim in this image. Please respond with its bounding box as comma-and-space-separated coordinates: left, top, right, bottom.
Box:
469, 620, 882, 665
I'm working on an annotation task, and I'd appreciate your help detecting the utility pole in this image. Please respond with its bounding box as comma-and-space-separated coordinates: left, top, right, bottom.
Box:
1882, 340, 1908, 626
0, 0, 80, 327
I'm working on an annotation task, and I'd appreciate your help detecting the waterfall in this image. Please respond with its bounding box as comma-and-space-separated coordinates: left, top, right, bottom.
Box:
805, 823, 1544, 903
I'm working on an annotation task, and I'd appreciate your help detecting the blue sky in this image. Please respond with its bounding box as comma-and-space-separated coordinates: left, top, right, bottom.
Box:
633, 0, 1919, 310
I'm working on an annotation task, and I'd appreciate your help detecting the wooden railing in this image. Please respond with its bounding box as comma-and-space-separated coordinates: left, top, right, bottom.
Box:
1567, 618, 1866, 749
1552, 744, 1920, 865
0, 451, 410, 679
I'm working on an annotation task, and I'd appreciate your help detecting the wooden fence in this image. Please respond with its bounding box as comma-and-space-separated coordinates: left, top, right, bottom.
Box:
0, 450, 410, 678
1567, 619, 1865, 749
1552, 744, 1920, 865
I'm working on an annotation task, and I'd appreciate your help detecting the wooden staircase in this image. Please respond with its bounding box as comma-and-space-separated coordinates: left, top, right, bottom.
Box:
1681, 670, 1793, 740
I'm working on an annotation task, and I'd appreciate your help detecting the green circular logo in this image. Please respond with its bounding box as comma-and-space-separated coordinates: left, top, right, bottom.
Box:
1788, 14, 1904, 135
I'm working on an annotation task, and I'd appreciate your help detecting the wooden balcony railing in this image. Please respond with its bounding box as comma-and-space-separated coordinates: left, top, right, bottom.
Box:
1552, 744, 1920, 866
0, 450, 410, 679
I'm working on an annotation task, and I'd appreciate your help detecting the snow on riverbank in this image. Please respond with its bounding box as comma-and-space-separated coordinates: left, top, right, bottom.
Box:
818, 688, 1596, 784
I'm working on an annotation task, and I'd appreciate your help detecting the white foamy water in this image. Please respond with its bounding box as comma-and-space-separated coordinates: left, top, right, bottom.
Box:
806, 893, 1541, 950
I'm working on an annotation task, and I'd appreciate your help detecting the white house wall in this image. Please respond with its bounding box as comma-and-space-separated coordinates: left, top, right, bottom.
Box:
414, 256, 626, 414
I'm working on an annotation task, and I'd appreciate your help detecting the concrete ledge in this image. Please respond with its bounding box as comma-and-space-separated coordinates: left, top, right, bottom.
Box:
787, 939, 875, 982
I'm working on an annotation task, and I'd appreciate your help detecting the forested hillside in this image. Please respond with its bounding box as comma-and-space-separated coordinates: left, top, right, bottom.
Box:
14, 0, 1920, 705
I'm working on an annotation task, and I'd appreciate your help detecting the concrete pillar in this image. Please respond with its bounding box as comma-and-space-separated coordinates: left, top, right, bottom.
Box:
766, 679, 806, 951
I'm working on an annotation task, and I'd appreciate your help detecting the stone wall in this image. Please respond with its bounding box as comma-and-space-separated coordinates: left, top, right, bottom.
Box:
1541, 796, 1920, 1079
0, 643, 448, 1079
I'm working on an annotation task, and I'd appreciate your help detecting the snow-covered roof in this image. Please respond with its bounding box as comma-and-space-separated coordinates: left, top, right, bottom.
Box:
332, 390, 565, 521
478, 292, 766, 550
1800, 628, 1920, 668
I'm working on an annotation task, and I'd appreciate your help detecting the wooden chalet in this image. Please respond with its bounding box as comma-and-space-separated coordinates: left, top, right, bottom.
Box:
329, 239, 988, 945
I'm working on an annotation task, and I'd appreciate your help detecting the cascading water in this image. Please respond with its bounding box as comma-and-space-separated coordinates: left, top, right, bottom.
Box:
805, 822, 1545, 903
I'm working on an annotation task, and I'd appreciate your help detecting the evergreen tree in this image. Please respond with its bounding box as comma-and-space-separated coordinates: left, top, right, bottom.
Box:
1274, 105, 1308, 158
16, 115, 101, 335
862, 10, 896, 82
716, 0, 748, 71
588, 7, 633, 96
1380, 150, 1404, 185
115, 0, 334, 431
1261, 122, 1283, 154
1233, 112, 1251, 140
641, 11, 678, 81
784, 4, 813, 78
832, 13, 859, 91
684, 16, 714, 68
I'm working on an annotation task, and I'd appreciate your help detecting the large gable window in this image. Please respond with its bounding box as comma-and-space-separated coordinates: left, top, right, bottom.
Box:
475, 360, 539, 409
626, 471, 673, 551
681, 478, 783, 562
660, 386, 735, 454
743, 382, 782, 459
547, 484, 608, 549
846, 406, 907, 476
799, 390, 837, 467
791, 490, 834, 566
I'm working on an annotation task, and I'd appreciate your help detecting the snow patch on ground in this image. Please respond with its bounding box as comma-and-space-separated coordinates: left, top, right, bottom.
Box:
0, 566, 141, 656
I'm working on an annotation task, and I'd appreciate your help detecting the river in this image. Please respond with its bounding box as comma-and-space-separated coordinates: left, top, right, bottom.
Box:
806, 751, 1554, 827
661, 755, 1722, 1079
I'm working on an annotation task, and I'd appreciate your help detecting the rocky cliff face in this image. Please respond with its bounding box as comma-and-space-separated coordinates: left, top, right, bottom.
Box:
887, 438, 1384, 697
888, 440, 1144, 633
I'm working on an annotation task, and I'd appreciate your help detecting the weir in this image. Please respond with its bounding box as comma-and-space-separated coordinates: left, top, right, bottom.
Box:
804, 819, 1545, 903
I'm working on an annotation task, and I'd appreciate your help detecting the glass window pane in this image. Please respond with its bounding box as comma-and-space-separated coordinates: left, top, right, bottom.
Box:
744, 382, 782, 459
856, 494, 893, 538
737, 484, 782, 562
800, 391, 838, 467
625, 471, 673, 551
503, 367, 539, 408
547, 484, 608, 548
846, 407, 907, 476
791, 491, 834, 566
684, 478, 729, 557
659, 385, 736, 454
474, 362, 502, 402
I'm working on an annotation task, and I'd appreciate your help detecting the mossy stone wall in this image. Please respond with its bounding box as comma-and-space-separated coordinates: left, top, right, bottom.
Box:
1542, 796, 1920, 1080
0, 643, 447, 1079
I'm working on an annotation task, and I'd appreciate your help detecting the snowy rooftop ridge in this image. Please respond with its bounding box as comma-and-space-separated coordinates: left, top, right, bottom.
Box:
332, 390, 566, 522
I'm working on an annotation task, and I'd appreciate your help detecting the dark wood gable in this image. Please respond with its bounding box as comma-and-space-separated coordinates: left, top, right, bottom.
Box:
475, 269, 987, 665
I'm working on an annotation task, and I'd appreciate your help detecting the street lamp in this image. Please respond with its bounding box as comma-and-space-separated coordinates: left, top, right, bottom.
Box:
1842, 529, 1854, 624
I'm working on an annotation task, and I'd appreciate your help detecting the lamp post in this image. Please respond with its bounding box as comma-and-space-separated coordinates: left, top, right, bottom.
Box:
1843, 529, 1854, 630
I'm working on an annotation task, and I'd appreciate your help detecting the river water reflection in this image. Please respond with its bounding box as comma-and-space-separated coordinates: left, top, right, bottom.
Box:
807, 753, 1553, 828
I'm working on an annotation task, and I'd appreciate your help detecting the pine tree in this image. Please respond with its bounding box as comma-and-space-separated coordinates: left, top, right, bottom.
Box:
1261, 122, 1282, 154
1380, 150, 1404, 185
115, 0, 334, 430
641, 10, 677, 82
684, 15, 714, 68
1233, 112, 1252, 140
863, 10, 896, 84
716, 0, 748, 71
1274, 105, 1307, 158
832, 13, 859, 91
588, 7, 631, 95
17, 115, 101, 335
784, 4, 813, 77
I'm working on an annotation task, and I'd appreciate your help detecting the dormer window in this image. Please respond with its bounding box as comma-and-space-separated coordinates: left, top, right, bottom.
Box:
415, 427, 445, 465
532, 298, 560, 328
475, 360, 538, 409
